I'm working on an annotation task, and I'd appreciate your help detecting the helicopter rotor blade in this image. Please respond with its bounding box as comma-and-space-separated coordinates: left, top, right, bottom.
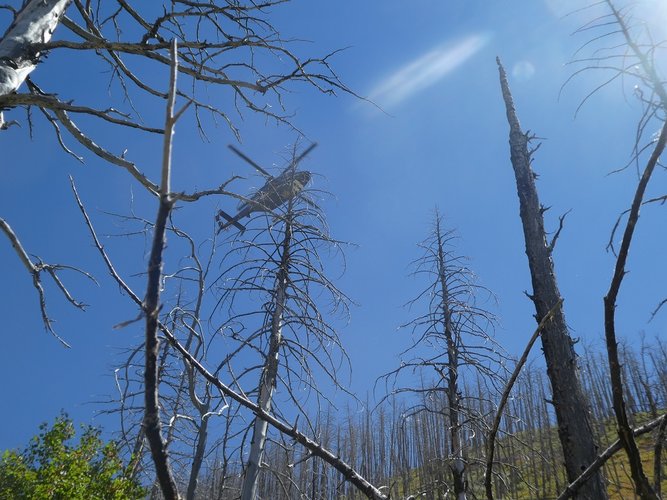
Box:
228, 145, 273, 179
279, 142, 318, 177
292, 142, 317, 169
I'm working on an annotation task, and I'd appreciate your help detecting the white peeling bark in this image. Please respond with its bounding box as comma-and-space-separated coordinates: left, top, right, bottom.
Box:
0, 0, 71, 97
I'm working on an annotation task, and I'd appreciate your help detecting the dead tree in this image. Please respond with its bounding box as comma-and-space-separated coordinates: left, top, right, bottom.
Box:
210, 149, 354, 499
2, 2, 377, 497
74, 133, 389, 500
381, 211, 504, 500
0, 0, 352, 339
240, 199, 297, 500
599, 4, 665, 498
563, 2, 667, 497
496, 59, 609, 499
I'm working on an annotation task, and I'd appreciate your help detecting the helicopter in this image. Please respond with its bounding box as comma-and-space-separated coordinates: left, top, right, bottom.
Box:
216, 143, 317, 233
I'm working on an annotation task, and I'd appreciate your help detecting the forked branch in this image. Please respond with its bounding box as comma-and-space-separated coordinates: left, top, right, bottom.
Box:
600, 5, 667, 498
0, 216, 94, 347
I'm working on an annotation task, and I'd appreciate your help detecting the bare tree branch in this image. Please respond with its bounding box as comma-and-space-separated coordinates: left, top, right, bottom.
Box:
556, 413, 667, 500
0, 215, 96, 347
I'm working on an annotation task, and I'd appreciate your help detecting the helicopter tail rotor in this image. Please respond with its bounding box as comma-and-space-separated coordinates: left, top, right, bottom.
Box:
216, 209, 246, 233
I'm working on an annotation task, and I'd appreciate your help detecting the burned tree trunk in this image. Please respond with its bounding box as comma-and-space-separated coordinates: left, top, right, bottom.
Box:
496, 59, 608, 499
240, 214, 293, 500
435, 220, 467, 500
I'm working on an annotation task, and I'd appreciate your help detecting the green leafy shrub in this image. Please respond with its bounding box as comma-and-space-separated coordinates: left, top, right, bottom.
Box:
0, 414, 145, 500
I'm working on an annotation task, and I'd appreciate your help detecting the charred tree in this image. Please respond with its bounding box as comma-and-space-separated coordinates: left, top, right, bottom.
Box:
496, 59, 608, 499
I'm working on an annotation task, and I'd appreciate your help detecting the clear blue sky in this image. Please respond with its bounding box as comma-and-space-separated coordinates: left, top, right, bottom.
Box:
1, 0, 666, 452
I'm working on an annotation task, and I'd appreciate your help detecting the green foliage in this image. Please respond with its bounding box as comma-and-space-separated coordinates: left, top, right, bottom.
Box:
0, 414, 145, 500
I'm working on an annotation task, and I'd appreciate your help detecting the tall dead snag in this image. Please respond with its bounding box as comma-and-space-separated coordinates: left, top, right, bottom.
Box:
496, 59, 608, 499
382, 211, 503, 500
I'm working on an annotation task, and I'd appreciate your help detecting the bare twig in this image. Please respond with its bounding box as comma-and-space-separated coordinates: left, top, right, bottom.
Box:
0, 216, 97, 347
547, 209, 571, 253
69, 177, 139, 303
54, 108, 159, 195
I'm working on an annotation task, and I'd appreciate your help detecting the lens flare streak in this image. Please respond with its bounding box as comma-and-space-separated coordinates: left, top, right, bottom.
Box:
368, 34, 489, 109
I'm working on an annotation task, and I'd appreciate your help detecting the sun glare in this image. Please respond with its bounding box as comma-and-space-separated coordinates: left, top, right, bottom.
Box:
636, 0, 667, 39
